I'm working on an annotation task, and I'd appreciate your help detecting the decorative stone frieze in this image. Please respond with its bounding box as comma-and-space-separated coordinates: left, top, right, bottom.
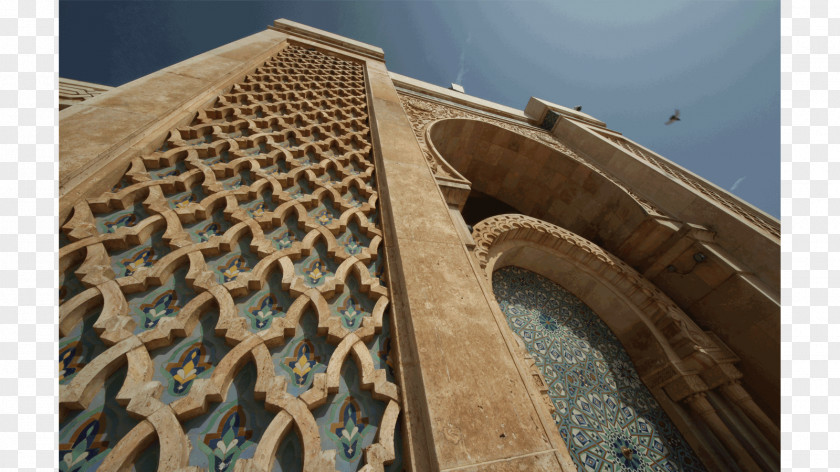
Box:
593, 128, 780, 239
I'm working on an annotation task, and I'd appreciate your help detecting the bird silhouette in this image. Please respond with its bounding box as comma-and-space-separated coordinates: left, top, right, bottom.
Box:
573, 106, 582, 111
665, 109, 680, 125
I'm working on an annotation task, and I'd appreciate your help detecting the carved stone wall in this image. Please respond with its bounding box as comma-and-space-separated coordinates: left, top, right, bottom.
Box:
471, 214, 739, 387
400, 88, 780, 433
59, 44, 402, 471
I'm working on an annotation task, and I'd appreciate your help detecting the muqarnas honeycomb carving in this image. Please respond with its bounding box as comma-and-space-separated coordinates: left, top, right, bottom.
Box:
59, 45, 403, 471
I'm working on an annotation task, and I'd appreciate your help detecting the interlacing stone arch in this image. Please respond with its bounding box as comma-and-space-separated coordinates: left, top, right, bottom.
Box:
397, 93, 671, 223
58, 44, 403, 472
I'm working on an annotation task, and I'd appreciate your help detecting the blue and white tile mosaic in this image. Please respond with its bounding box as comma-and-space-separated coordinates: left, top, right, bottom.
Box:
205, 237, 260, 284
492, 266, 705, 472
150, 312, 231, 403
125, 266, 194, 332
327, 275, 376, 332
183, 207, 232, 243
59, 367, 159, 471
94, 201, 149, 235
59, 307, 106, 386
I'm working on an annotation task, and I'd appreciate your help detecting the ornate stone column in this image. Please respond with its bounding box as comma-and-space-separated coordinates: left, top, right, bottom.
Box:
719, 380, 781, 446
683, 392, 763, 472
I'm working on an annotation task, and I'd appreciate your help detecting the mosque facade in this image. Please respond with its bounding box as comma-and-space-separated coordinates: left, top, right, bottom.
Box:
58, 20, 780, 471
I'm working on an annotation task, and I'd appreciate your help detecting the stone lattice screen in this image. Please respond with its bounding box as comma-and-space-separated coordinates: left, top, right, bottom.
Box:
58, 45, 402, 471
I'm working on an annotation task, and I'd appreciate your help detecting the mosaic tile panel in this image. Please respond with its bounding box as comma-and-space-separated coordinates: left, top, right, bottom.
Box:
108, 229, 169, 278
59, 367, 143, 471
270, 310, 334, 397
184, 206, 232, 243
125, 266, 194, 332
313, 361, 386, 472
59, 309, 105, 386
492, 266, 705, 472
59, 44, 401, 471
150, 312, 230, 403
181, 363, 271, 470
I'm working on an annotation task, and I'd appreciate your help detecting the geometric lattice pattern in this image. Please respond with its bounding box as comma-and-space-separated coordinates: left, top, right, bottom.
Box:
493, 267, 704, 472
59, 45, 401, 471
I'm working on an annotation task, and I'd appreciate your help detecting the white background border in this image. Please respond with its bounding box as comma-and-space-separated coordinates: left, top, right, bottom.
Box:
781, 0, 837, 471
1, 0, 58, 470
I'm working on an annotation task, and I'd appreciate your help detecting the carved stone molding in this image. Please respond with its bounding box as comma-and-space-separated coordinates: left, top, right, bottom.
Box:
593, 129, 780, 239
471, 213, 741, 391
59, 77, 114, 110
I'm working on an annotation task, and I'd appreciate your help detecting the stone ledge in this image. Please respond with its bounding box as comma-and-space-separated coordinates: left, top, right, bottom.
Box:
269, 18, 384, 61
525, 96, 607, 129
391, 72, 531, 123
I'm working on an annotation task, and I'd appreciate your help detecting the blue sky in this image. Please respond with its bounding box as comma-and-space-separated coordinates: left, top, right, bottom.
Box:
60, 0, 780, 217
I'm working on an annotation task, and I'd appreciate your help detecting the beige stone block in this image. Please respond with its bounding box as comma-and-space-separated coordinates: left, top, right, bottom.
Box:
167, 54, 253, 83
446, 450, 564, 471
90, 72, 209, 116
214, 29, 288, 62
689, 274, 780, 417
271, 19, 384, 60
60, 105, 155, 184
392, 72, 531, 122
368, 71, 403, 104
381, 161, 460, 244
370, 98, 427, 166
395, 239, 555, 469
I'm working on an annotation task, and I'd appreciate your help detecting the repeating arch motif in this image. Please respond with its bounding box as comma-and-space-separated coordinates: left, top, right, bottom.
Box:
59, 44, 402, 471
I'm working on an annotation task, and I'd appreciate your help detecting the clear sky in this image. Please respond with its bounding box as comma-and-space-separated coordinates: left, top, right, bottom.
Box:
60, 0, 780, 217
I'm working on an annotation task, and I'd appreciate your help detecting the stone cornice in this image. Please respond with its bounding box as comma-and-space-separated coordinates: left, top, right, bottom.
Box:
269, 19, 385, 62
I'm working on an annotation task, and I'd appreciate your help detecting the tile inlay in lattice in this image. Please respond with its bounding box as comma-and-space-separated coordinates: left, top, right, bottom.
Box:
493, 266, 704, 472
59, 45, 402, 471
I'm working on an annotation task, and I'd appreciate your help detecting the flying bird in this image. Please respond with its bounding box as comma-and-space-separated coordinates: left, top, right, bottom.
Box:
665, 109, 680, 125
